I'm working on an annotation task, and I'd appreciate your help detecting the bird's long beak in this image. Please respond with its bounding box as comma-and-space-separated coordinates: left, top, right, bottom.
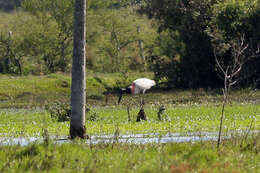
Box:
118, 88, 124, 104
118, 93, 123, 104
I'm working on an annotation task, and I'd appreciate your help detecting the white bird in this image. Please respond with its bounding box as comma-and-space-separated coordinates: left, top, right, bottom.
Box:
118, 78, 156, 105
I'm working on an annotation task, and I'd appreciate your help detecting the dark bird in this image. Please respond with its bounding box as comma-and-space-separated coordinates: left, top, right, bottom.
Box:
118, 78, 156, 105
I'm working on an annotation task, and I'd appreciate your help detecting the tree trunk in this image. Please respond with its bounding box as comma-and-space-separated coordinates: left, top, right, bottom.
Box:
217, 89, 227, 148
70, 0, 87, 139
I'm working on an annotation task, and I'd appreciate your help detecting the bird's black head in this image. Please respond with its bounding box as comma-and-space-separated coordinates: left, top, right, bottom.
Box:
118, 87, 131, 104
121, 87, 131, 94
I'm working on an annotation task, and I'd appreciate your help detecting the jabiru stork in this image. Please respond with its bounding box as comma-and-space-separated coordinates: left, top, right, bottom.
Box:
118, 78, 156, 105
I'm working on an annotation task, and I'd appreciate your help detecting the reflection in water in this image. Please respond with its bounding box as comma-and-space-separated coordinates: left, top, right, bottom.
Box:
0, 131, 258, 146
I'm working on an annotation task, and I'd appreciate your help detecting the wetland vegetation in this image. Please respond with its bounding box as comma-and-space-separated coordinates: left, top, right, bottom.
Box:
0, 138, 259, 173
0, 0, 260, 172
0, 73, 259, 172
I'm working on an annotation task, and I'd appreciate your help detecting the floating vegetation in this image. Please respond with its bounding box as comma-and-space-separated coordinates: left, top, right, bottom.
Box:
0, 104, 259, 138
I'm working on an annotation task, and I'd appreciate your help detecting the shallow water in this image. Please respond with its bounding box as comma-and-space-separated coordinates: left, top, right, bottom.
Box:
1, 131, 258, 146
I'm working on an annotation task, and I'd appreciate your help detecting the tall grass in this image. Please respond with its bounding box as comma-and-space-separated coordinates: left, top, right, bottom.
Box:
0, 104, 259, 137
0, 74, 259, 172
0, 135, 259, 172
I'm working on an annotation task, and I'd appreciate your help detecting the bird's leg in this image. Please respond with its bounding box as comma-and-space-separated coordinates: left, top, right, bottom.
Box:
139, 95, 144, 109
138, 94, 141, 107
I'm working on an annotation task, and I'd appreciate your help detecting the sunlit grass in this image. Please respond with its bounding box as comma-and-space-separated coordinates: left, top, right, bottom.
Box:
0, 73, 259, 138
0, 74, 259, 172
0, 104, 259, 137
0, 73, 154, 108
0, 136, 259, 172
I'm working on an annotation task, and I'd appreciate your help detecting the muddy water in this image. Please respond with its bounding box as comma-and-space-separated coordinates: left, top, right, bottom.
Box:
1, 131, 258, 146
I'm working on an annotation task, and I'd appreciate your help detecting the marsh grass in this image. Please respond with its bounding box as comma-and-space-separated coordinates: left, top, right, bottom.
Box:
0, 74, 259, 172
0, 104, 259, 137
0, 134, 259, 172
0, 73, 257, 138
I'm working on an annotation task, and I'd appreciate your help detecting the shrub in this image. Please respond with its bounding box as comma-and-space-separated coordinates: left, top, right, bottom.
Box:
45, 102, 70, 122
86, 109, 101, 121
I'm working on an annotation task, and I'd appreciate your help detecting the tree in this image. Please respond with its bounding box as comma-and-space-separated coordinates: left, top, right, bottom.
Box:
207, 0, 260, 88
86, 7, 157, 73
22, 0, 74, 73
0, 13, 33, 75
0, 31, 23, 74
141, 0, 221, 88
206, 0, 260, 147
70, 0, 87, 139
214, 35, 253, 148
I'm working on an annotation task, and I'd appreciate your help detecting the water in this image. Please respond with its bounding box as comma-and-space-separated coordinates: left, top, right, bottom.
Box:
1, 131, 258, 146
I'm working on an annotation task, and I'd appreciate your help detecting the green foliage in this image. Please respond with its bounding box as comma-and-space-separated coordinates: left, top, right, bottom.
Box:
45, 102, 70, 122
86, 108, 101, 121
88, 0, 117, 9
45, 101, 102, 122
141, 0, 260, 88
142, 0, 221, 88
0, 137, 259, 172
0, 101, 259, 137
86, 7, 157, 72
0, 1, 158, 74
22, 0, 74, 73
0, 0, 259, 88
208, 0, 260, 87
212, 0, 256, 39
0, 11, 39, 75
146, 30, 185, 87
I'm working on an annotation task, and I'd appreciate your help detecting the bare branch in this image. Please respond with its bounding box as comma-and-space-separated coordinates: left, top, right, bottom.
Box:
230, 64, 242, 78
229, 80, 238, 86
214, 50, 226, 75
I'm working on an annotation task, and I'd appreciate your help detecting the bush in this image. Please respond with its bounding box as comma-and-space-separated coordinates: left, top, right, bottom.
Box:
45, 101, 101, 122
86, 109, 101, 121
45, 102, 70, 122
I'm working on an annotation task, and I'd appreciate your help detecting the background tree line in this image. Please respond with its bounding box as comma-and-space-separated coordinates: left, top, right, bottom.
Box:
0, 0, 259, 89
141, 0, 260, 88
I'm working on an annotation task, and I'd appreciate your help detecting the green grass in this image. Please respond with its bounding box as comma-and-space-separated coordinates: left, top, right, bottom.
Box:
0, 104, 259, 137
0, 137, 259, 172
0, 72, 154, 108
0, 73, 259, 108
0, 73, 259, 137
0, 73, 259, 172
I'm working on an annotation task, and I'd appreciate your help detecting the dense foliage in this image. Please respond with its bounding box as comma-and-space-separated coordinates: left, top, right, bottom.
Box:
141, 0, 220, 88
141, 0, 260, 88
0, 0, 156, 75
0, 0, 259, 88
208, 0, 260, 88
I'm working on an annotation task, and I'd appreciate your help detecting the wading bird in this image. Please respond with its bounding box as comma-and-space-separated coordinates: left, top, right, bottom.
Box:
118, 78, 156, 105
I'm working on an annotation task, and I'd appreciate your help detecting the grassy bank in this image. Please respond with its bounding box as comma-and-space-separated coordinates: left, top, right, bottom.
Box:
0, 73, 259, 172
0, 73, 259, 137
0, 72, 154, 108
0, 73, 259, 108
0, 137, 259, 172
